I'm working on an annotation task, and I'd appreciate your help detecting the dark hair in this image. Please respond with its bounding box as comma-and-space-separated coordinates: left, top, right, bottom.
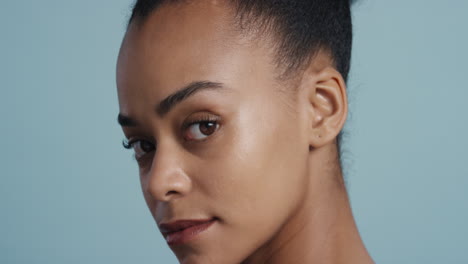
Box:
128, 0, 355, 82
127, 0, 355, 173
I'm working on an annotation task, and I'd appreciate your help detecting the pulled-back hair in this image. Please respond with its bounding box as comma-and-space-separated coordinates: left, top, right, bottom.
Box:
128, 0, 355, 82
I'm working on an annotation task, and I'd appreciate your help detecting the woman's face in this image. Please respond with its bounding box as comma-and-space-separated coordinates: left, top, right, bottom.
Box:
117, 2, 312, 263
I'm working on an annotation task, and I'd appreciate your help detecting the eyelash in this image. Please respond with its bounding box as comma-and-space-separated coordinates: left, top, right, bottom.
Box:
122, 139, 135, 149
122, 115, 220, 150
181, 114, 220, 138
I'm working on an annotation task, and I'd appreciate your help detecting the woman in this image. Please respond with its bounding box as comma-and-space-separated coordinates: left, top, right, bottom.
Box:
116, 0, 374, 263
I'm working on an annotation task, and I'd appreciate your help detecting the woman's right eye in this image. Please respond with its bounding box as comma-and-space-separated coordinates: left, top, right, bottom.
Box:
123, 139, 156, 159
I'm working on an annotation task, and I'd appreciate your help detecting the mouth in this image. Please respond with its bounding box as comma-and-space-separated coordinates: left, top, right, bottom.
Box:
159, 217, 218, 246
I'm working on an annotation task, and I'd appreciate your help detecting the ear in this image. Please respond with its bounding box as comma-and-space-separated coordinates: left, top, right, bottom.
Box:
302, 67, 348, 149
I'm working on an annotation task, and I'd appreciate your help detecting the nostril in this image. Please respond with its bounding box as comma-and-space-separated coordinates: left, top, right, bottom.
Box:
166, 190, 178, 196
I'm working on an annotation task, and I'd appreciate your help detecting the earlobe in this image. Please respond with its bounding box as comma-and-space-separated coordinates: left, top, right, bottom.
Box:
307, 67, 348, 148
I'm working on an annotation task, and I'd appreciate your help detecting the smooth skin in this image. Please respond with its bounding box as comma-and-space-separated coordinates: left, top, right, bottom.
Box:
116, 1, 374, 263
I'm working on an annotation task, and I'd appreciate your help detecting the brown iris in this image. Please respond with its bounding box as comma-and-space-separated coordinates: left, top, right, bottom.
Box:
199, 121, 217, 136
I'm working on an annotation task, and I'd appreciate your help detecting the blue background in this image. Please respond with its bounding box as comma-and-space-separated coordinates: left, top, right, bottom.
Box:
1, 1, 467, 263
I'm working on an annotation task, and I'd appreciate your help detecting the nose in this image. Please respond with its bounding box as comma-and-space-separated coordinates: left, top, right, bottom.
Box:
145, 142, 192, 202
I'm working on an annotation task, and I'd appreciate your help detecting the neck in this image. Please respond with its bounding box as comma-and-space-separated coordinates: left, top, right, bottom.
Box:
242, 144, 374, 264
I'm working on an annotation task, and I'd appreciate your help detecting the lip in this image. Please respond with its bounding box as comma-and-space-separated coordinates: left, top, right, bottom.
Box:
159, 218, 217, 245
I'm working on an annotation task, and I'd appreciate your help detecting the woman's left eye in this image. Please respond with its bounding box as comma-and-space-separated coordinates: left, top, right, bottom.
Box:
184, 121, 219, 141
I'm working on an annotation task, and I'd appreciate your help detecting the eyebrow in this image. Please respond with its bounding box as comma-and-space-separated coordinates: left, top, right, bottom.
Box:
117, 81, 225, 127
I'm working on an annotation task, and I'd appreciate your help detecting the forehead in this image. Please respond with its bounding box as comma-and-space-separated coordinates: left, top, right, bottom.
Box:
116, 1, 280, 111
130, 0, 238, 58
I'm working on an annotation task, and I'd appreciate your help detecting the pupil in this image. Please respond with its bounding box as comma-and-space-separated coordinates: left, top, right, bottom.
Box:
200, 122, 216, 135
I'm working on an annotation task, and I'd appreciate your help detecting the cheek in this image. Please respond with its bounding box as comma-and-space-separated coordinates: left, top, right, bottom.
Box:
194, 105, 308, 257
222, 101, 306, 211
225, 124, 306, 223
